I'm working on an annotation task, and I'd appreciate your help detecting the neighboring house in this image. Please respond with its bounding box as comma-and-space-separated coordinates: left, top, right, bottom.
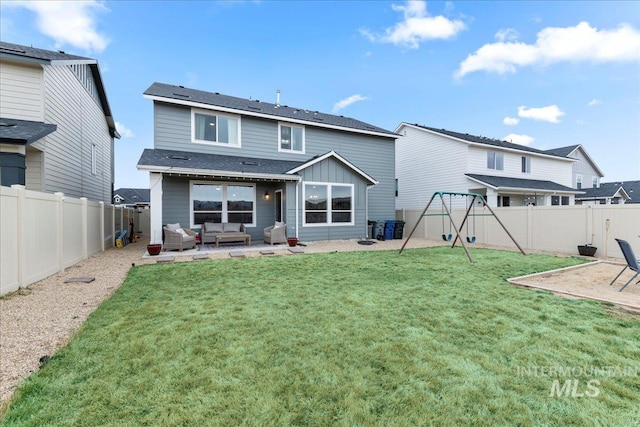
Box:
613, 180, 640, 203
395, 124, 582, 209
0, 41, 119, 203
575, 182, 630, 205
113, 187, 150, 208
543, 144, 604, 190
137, 82, 397, 243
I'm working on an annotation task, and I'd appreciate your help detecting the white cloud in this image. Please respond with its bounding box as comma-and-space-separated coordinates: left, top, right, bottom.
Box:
333, 94, 369, 112
517, 105, 565, 123
587, 99, 601, 106
456, 21, 640, 78
360, 0, 466, 49
115, 122, 134, 138
503, 116, 519, 125
495, 28, 519, 43
6, 1, 110, 53
503, 134, 534, 146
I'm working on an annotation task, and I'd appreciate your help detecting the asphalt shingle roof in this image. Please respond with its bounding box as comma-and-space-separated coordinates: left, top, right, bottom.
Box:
466, 174, 579, 192
137, 148, 305, 176
144, 82, 397, 137
0, 118, 57, 144
0, 41, 91, 62
411, 124, 569, 158
576, 183, 626, 199
113, 188, 150, 205
591, 180, 640, 203
543, 145, 580, 157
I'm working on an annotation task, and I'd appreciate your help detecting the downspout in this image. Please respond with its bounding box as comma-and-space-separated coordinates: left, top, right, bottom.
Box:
365, 185, 371, 238
295, 181, 299, 238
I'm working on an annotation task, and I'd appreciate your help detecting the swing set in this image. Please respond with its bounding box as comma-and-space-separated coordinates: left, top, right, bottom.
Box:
399, 191, 526, 263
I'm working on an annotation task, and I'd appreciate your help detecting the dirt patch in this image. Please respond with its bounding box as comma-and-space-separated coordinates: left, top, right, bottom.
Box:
509, 261, 640, 312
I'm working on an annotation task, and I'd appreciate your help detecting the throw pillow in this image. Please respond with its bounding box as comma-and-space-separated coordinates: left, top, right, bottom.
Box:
205, 222, 224, 233
224, 223, 241, 232
175, 228, 189, 237
166, 223, 180, 231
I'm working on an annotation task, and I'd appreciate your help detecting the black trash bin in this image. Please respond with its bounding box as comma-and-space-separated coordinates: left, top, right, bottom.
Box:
372, 221, 385, 240
393, 220, 405, 239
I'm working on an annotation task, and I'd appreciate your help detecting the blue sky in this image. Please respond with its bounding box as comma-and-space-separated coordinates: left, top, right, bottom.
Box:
1, 0, 639, 189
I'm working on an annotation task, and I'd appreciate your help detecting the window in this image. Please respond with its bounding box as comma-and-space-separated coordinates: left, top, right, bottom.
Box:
487, 151, 504, 170
395, 178, 398, 197
279, 123, 304, 153
561, 196, 569, 205
498, 196, 510, 207
304, 183, 354, 226
521, 156, 531, 173
576, 175, 583, 189
192, 110, 240, 146
592, 177, 598, 188
91, 144, 97, 175
551, 196, 560, 205
191, 182, 255, 226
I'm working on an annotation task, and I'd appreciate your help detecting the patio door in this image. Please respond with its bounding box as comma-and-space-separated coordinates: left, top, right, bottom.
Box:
275, 190, 283, 222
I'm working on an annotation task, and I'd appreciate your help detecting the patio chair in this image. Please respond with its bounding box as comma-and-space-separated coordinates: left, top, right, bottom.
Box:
264, 222, 287, 245
609, 238, 640, 292
163, 223, 197, 252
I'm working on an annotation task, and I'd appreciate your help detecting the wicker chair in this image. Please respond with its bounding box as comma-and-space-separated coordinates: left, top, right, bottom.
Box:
163, 224, 197, 251
264, 223, 287, 245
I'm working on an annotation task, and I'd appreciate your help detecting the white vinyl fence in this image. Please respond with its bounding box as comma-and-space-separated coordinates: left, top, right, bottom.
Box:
1, 185, 137, 296
396, 204, 640, 259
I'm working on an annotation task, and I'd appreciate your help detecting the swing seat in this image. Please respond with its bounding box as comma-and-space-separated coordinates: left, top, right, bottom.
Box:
466, 236, 476, 244
442, 233, 452, 241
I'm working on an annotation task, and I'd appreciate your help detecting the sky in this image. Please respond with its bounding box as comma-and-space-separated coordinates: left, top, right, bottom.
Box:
1, 0, 639, 189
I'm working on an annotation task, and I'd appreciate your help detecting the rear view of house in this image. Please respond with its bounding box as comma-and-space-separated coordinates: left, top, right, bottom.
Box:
0, 41, 119, 203
138, 83, 397, 243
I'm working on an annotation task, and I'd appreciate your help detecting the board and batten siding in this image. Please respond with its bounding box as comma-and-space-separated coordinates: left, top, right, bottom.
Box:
153, 102, 396, 221
467, 146, 573, 187
286, 157, 370, 241
0, 60, 44, 121
42, 64, 113, 203
395, 126, 470, 210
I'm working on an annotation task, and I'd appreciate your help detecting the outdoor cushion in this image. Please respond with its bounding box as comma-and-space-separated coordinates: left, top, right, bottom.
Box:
166, 223, 180, 231
224, 223, 242, 232
204, 222, 224, 233
176, 228, 189, 237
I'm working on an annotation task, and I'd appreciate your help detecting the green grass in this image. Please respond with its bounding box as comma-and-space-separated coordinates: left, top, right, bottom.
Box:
2, 247, 639, 426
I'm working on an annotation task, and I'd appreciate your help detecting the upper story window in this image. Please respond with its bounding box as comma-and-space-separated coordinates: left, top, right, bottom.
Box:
487, 151, 504, 170
192, 109, 240, 147
521, 156, 531, 173
592, 177, 599, 188
576, 174, 583, 189
279, 123, 305, 153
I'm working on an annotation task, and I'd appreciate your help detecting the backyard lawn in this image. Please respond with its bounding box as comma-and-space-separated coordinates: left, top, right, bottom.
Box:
2, 247, 639, 426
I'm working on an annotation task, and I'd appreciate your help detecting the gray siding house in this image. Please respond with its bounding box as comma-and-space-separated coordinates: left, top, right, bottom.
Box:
138, 83, 397, 243
0, 41, 119, 203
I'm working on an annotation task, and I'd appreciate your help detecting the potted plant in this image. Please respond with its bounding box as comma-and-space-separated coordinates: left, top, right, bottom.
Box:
287, 237, 299, 247
577, 244, 597, 257
147, 231, 162, 255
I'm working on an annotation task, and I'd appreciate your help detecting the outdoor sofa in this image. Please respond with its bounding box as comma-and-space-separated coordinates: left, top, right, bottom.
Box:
200, 222, 251, 248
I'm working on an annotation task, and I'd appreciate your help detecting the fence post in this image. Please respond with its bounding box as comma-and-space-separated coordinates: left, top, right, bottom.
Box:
55, 192, 65, 273
99, 201, 105, 251
81, 197, 88, 259
12, 185, 26, 289
111, 204, 115, 247
527, 205, 533, 249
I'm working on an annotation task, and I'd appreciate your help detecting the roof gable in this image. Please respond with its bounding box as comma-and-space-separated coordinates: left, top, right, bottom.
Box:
286, 151, 378, 185
144, 82, 396, 139
0, 41, 119, 139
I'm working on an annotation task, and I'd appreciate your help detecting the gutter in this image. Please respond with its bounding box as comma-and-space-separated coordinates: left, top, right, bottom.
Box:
136, 165, 301, 182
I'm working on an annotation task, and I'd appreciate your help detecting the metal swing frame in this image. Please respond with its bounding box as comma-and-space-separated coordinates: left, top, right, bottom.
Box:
399, 191, 526, 263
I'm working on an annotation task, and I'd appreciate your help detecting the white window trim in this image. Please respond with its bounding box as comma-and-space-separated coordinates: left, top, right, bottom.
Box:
487, 151, 504, 171
521, 156, 531, 174
303, 181, 354, 227
191, 108, 241, 147
278, 122, 305, 154
576, 174, 583, 189
190, 180, 256, 228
